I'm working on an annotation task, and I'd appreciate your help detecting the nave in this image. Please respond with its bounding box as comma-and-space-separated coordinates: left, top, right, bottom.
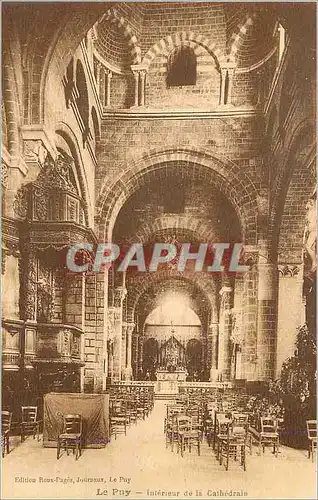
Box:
2, 400, 316, 500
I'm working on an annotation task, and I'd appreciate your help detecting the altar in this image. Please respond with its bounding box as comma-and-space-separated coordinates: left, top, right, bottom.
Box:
154, 334, 188, 395
155, 369, 187, 395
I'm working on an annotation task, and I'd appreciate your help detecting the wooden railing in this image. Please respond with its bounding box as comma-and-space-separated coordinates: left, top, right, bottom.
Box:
111, 381, 156, 387
179, 381, 234, 389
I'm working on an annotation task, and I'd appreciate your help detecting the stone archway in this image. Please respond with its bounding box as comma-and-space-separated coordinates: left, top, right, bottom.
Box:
96, 148, 258, 244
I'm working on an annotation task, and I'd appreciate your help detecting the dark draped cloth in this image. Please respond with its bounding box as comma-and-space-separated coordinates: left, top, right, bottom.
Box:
43, 392, 109, 448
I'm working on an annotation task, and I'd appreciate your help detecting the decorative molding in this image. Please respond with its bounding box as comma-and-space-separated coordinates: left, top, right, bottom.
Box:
114, 286, 127, 307
13, 184, 29, 219
20, 221, 97, 251
21, 125, 58, 161
20, 246, 38, 321
1, 162, 8, 188
107, 308, 116, 341
37, 261, 55, 323
278, 264, 301, 277
23, 139, 48, 168
102, 107, 258, 121
123, 321, 135, 337
37, 152, 77, 194
13, 152, 91, 235
230, 308, 243, 346
242, 251, 259, 266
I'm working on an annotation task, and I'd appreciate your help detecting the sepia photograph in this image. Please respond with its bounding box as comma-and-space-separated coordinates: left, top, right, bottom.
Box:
1, 1, 317, 499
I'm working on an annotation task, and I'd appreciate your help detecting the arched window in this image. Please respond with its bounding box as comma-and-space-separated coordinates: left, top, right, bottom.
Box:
166, 45, 197, 87
76, 60, 89, 130
277, 23, 286, 62
91, 107, 100, 145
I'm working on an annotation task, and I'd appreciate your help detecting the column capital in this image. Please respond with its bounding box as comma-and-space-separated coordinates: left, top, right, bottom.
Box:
219, 286, 232, 296
220, 61, 237, 71
241, 246, 259, 266
105, 68, 113, 78
130, 64, 148, 75
123, 322, 135, 335
114, 286, 127, 307
278, 263, 303, 278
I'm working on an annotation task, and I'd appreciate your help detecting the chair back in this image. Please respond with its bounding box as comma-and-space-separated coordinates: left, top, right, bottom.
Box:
110, 400, 126, 416
306, 420, 317, 440
63, 414, 82, 435
233, 413, 249, 427
2, 411, 12, 433
176, 415, 191, 433
261, 416, 278, 434
21, 406, 37, 423
167, 405, 184, 418
216, 412, 232, 425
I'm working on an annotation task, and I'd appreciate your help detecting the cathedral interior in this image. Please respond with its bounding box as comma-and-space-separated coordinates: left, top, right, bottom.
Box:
1, 2, 316, 445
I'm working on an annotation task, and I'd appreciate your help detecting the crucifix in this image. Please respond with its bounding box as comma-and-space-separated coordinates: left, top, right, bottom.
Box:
170, 320, 175, 335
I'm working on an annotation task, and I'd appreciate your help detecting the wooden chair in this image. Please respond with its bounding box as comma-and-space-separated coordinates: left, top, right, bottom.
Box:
306, 420, 317, 462
219, 421, 247, 471
2, 411, 12, 457
259, 416, 279, 457
214, 412, 232, 453
165, 406, 185, 450
20, 406, 41, 442
178, 415, 201, 457
57, 414, 83, 460
233, 412, 252, 455
109, 400, 129, 440
204, 403, 217, 447
216, 417, 232, 462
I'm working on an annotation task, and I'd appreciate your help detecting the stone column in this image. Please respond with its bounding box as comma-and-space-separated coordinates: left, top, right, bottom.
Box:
276, 264, 304, 377
131, 65, 148, 107
96, 62, 101, 93
138, 336, 144, 376
226, 67, 235, 105
256, 263, 278, 381
107, 339, 114, 380
64, 269, 86, 391
218, 286, 233, 381
139, 70, 147, 107
209, 322, 219, 381
219, 62, 236, 106
131, 66, 139, 107
121, 321, 127, 380
220, 68, 227, 105
122, 322, 135, 380
241, 252, 258, 381
101, 268, 109, 391
132, 333, 138, 379
105, 69, 112, 107
112, 286, 127, 381
99, 66, 105, 107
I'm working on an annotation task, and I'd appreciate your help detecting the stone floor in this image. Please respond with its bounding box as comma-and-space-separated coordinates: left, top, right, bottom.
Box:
2, 401, 316, 500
